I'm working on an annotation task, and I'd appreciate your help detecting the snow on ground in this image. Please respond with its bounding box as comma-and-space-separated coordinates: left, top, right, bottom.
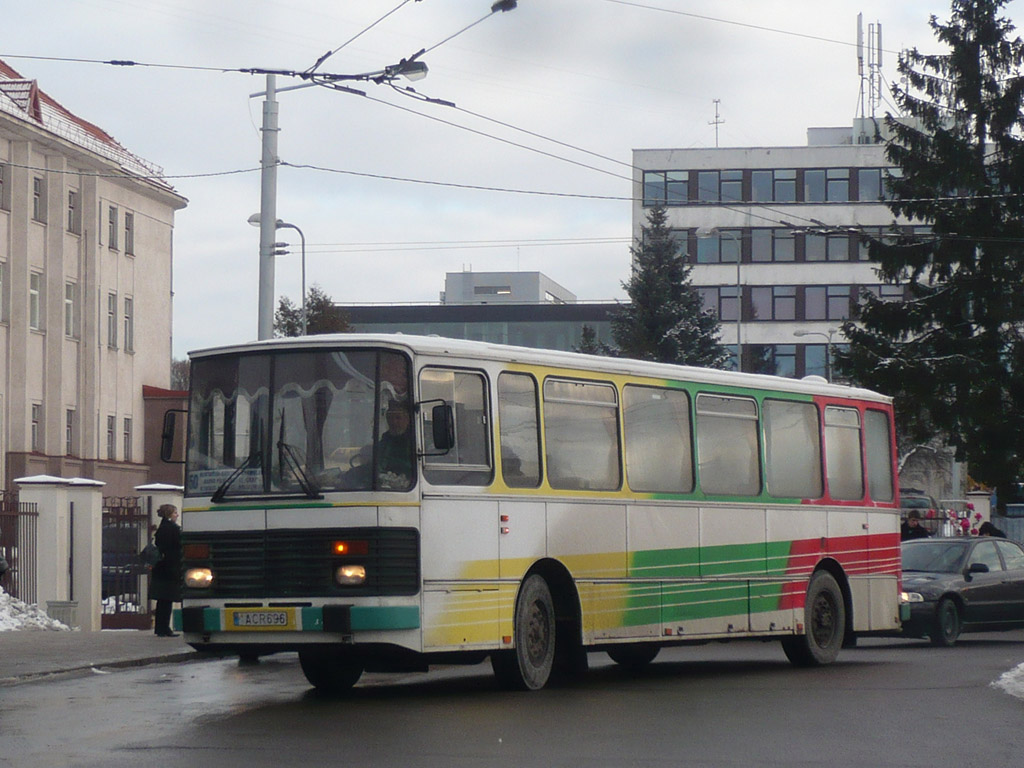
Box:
992, 663, 1024, 701
0, 586, 71, 631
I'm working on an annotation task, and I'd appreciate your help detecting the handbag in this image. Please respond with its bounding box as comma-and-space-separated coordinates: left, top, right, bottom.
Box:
139, 542, 162, 567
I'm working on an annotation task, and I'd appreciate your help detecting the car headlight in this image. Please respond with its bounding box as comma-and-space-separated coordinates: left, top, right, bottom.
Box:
185, 567, 214, 588
335, 565, 366, 586
900, 591, 924, 603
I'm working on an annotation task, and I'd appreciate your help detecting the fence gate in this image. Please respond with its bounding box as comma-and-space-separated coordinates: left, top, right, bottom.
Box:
0, 491, 38, 605
102, 496, 152, 629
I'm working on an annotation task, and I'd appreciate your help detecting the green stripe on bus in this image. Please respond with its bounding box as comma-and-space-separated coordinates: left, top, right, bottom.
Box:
350, 606, 420, 631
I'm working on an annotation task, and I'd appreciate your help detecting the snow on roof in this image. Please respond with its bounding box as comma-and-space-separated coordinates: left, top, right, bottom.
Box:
0, 58, 172, 188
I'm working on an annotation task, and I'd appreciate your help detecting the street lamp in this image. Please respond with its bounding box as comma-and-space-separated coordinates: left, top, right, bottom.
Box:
793, 328, 839, 381
696, 227, 743, 372
249, 214, 307, 335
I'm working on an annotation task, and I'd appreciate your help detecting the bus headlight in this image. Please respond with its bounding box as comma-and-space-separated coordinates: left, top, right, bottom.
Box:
185, 567, 214, 588
335, 565, 366, 586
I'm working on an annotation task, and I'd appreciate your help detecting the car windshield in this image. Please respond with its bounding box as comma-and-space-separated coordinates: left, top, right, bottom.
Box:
902, 540, 968, 573
185, 348, 413, 498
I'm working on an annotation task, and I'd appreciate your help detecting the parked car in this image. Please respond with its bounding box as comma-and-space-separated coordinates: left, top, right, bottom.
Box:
900, 537, 1024, 646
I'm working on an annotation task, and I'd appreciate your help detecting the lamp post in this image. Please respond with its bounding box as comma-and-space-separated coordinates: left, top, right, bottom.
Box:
793, 328, 838, 381
249, 215, 307, 335
696, 227, 743, 372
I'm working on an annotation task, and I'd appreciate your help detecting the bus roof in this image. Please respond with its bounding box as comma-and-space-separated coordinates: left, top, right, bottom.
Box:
188, 333, 891, 404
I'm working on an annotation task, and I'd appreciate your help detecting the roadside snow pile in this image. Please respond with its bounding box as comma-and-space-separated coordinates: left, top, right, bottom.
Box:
993, 663, 1024, 702
0, 585, 71, 631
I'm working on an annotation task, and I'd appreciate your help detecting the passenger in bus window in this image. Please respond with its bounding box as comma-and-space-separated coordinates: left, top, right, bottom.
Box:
378, 400, 414, 484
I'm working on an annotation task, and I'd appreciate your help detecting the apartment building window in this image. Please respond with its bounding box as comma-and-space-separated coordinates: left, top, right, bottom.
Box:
0, 261, 7, 322
64, 282, 78, 337
32, 177, 46, 222
107, 292, 118, 348
107, 415, 116, 459
642, 170, 688, 206
31, 404, 42, 451
67, 189, 81, 234
123, 417, 133, 462
108, 206, 118, 249
123, 297, 134, 352
751, 286, 797, 321
65, 409, 75, 456
29, 272, 43, 330
124, 212, 135, 255
0, 163, 8, 210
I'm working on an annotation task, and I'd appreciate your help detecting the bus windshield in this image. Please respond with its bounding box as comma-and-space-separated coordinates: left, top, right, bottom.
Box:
186, 348, 413, 498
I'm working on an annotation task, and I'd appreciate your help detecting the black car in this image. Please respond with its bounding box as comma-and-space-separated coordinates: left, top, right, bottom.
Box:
900, 537, 1024, 646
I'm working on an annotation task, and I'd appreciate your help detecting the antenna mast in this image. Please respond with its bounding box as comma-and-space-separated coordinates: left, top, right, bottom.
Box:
709, 99, 724, 148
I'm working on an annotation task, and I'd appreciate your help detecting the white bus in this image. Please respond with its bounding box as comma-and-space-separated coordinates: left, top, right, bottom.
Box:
168, 334, 903, 691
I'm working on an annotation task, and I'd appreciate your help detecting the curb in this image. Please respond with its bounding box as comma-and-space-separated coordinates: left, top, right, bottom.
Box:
0, 650, 203, 687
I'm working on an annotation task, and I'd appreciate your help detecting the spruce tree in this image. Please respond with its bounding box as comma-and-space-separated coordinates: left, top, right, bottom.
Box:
837, 0, 1024, 493
612, 206, 728, 368
274, 284, 351, 337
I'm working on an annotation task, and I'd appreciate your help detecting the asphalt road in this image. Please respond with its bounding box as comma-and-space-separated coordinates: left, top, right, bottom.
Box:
3, 634, 1023, 768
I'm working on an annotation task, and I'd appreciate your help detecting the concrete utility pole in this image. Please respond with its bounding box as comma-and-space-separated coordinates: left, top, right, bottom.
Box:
257, 74, 279, 340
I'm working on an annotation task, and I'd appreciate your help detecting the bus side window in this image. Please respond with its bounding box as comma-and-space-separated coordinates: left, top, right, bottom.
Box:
763, 399, 822, 499
824, 406, 864, 501
623, 385, 693, 493
420, 368, 493, 486
695, 394, 760, 496
864, 409, 894, 502
543, 379, 621, 491
497, 372, 542, 488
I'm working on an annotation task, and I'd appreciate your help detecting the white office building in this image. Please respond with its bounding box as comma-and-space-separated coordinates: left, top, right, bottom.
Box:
633, 121, 917, 379
0, 60, 187, 495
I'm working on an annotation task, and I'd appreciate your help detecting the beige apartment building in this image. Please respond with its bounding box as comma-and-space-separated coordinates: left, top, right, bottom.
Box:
0, 60, 187, 496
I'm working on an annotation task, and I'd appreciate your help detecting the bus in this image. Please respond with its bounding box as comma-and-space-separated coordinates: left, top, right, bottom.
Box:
167, 333, 903, 692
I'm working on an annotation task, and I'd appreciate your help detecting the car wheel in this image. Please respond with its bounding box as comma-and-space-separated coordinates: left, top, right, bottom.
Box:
781, 570, 846, 667
491, 574, 556, 690
930, 598, 961, 647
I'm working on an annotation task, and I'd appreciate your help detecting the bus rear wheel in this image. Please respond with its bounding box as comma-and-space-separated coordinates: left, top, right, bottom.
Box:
781, 570, 845, 667
298, 650, 364, 694
491, 574, 556, 691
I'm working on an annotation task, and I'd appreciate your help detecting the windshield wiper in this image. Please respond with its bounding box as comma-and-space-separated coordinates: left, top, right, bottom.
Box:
211, 451, 262, 503
278, 441, 322, 499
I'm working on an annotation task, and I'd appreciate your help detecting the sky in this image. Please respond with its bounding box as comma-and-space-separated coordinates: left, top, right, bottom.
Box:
4, 0, 1022, 360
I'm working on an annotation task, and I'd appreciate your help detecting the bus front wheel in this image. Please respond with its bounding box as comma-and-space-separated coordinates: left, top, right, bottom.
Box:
298, 650, 364, 694
491, 574, 556, 691
781, 570, 845, 667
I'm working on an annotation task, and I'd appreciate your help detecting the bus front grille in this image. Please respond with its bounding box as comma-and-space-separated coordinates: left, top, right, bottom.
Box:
182, 527, 419, 598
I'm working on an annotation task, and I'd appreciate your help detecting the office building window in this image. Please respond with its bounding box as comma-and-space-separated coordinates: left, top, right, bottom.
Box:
751, 286, 796, 321
123, 417, 133, 462
29, 272, 43, 330
66, 409, 75, 456
64, 282, 77, 337
698, 286, 739, 321
695, 230, 741, 264
32, 177, 46, 222
124, 212, 135, 255
67, 189, 80, 233
31, 404, 42, 451
107, 415, 116, 459
107, 292, 118, 348
806, 285, 855, 321
123, 297, 134, 352
108, 206, 119, 249
642, 170, 688, 206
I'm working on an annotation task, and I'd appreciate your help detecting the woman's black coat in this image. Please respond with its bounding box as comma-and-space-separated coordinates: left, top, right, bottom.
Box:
150, 516, 182, 602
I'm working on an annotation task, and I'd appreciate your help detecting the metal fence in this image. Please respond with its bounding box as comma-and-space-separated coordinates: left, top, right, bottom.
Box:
101, 496, 152, 629
0, 490, 39, 604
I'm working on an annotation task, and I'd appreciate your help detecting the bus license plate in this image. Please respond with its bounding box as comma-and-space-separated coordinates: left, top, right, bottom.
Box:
228, 608, 295, 630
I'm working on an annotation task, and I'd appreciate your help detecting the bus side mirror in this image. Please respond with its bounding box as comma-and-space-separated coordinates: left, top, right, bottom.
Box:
431, 403, 455, 451
161, 409, 188, 464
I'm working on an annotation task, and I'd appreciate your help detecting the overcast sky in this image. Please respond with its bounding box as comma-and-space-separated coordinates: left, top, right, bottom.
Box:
5, 0, 1022, 359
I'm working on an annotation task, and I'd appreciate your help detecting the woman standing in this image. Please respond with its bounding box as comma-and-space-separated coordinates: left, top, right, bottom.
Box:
150, 504, 182, 637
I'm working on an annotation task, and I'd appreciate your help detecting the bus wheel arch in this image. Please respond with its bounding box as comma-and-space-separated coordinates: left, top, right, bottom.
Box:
491, 559, 585, 690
